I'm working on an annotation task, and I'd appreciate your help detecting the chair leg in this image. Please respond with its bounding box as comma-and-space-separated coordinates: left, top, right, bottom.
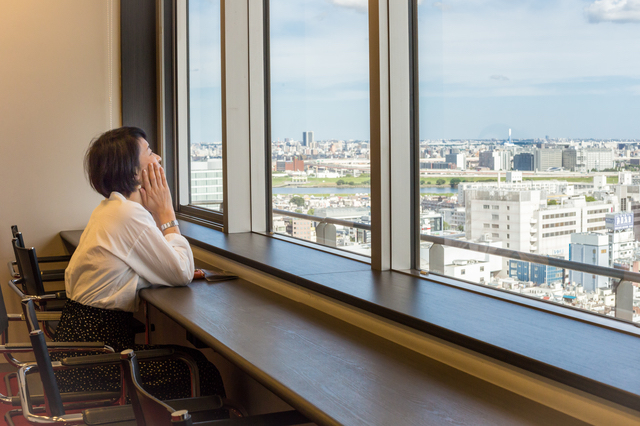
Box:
4, 406, 46, 426
4, 372, 16, 399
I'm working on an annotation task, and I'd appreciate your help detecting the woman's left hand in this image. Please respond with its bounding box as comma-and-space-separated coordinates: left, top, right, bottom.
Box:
140, 162, 177, 229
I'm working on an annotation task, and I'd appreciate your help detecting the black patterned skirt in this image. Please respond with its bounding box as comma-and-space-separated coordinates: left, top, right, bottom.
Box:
52, 299, 226, 401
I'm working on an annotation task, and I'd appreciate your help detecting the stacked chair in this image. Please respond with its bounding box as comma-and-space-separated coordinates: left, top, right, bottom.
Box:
17, 300, 310, 426
0, 286, 116, 425
7, 226, 146, 338
5, 228, 310, 425
7, 226, 70, 336
8, 225, 69, 284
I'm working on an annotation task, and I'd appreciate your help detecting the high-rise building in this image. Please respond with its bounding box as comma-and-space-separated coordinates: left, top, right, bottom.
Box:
513, 153, 534, 171
562, 149, 577, 171
445, 153, 465, 170
190, 159, 223, 209
534, 148, 563, 171
606, 212, 636, 266
569, 233, 609, 292
465, 188, 614, 259
302, 131, 314, 147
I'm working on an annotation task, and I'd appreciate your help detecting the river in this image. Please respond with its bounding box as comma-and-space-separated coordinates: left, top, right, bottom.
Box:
272, 186, 458, 195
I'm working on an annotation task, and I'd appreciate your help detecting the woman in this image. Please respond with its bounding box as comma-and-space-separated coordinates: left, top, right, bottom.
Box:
53, 127, 225, 401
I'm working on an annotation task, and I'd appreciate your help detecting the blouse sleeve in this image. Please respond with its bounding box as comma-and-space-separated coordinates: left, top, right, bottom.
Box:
126, 226, 195, 287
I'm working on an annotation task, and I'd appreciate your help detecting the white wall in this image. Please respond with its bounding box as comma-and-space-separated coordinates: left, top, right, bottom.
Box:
0, 0, 121, 343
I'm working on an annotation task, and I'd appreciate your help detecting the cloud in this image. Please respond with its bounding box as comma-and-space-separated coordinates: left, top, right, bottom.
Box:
432, 1, 449, 11
490, 75, 510, 81
585, 0, 640, 23
330, 0, 425, 13
328, 0, 367, 13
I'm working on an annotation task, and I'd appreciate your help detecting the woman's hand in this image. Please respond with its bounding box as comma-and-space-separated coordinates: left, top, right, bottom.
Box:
140, 162, 179, 233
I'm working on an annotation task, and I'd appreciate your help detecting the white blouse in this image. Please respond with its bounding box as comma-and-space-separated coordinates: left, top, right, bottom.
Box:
65, 192, 194, 312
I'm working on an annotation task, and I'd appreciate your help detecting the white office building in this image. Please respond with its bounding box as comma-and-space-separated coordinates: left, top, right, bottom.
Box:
569, 233, 610, 292
190, 159, 223, 210
466, 189, 614, 259
606, 212, 637, 266
583, 148, 614, 172
534, 148, 563, 171
429, 235, 503, 285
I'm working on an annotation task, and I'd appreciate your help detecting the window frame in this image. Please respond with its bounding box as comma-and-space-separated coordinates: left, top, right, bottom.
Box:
163, 0, 640, 414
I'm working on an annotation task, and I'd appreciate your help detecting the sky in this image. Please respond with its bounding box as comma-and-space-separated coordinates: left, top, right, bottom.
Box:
188, 0, 640, 143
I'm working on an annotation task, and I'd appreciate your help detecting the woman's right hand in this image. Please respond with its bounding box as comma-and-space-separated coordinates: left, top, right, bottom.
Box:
140, 162, 178, 232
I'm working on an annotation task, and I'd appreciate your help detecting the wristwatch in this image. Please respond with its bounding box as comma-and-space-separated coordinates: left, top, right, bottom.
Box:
160, 220, 180, 232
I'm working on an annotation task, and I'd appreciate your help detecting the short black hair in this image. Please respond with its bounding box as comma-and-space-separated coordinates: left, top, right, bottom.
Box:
85, 127, 147, 198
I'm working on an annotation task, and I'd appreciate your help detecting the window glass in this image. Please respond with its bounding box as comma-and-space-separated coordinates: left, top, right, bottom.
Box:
269, 0, 370, 256
417, 0, 640, 322
188, 0, 223, 212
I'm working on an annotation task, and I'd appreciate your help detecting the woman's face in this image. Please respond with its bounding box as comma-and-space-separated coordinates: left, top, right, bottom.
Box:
137, 138, 162, 180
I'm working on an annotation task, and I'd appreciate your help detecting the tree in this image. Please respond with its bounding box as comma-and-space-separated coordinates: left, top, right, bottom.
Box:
307, 208, 315, 215
420, 179, 425, 185
547, 199, 557, 205
290, 196, 305, 207
458, 225, 464, 231
449, 178, 461, 187
585, 196, 596, 202
436, 178, 446, 185
336, 179, 345, 185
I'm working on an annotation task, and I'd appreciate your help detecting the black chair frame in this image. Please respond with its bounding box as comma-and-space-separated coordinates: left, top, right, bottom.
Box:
14, 300, 202, 425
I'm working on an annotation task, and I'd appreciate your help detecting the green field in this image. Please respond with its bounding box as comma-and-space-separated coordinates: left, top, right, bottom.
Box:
273, 173, 618, 188
272, 174, 371, 187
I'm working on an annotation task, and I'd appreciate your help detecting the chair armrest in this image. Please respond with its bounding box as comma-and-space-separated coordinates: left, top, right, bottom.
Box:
82, 405, 136, 426
8, 279, 26, 299
3, 341, 112, 352
41, 271, 66, 282
166, 394, 223, 413
61, 348, 175, 367
9, 311, 62, 322
7, 261, 19, 278
37, 255, 71, 263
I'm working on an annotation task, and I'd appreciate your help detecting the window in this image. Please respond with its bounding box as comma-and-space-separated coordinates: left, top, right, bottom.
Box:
415, 0, 636, 321
181, 0, 224, 214
484, 223, 490, 228
160, 0, 639, 412
268, 0, 370, 255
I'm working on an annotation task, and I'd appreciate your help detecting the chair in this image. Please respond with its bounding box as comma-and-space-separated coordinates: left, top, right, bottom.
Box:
14, 300, 203, 426
96, 349, 310, 426
0, 290, 115, 425
10, 236, 147, 338
8, 226, 69, 282
9, 239, 67, 309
